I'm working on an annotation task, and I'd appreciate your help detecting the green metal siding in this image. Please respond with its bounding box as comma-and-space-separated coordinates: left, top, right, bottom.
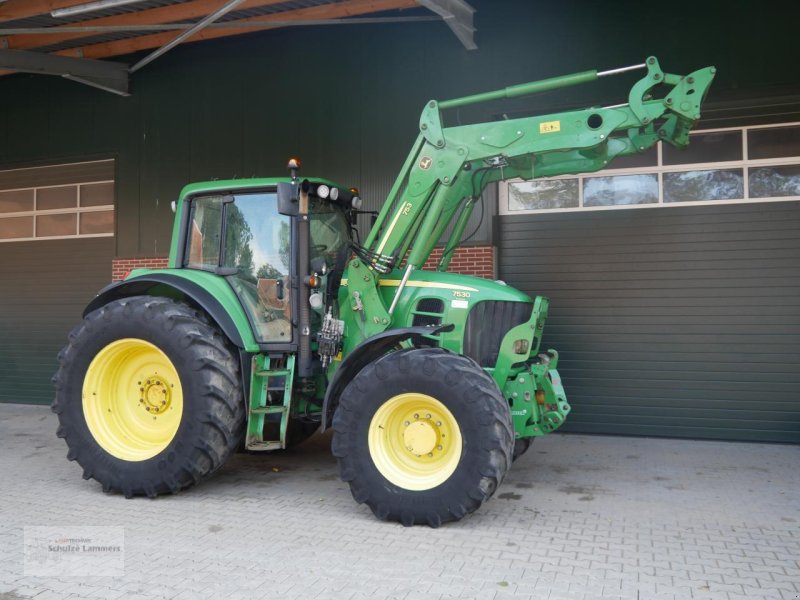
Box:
498, 201, 800, 443
1, 0, 797, 259
0, 238, 114, 405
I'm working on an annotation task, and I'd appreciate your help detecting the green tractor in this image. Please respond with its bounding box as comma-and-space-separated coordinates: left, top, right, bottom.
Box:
53, 57, 714, 526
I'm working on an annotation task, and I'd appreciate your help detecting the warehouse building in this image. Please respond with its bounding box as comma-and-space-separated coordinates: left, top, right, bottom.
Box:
1, 0, 797, 442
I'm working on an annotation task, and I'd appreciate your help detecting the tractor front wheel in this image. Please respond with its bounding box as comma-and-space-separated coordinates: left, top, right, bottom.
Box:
332, 348, 513, 527
52, 296, 245, 497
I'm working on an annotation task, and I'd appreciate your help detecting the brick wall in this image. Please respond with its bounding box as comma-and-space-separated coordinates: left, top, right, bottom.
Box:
421, 245, 496, 279
111, 245, 496, 281
111, 257, 169, 281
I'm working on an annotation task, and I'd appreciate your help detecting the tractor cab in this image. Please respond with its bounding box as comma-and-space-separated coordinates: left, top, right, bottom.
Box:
174, 176, 358, 347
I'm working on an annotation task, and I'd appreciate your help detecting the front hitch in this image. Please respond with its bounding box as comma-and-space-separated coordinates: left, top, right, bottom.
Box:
504, 352, 570, 439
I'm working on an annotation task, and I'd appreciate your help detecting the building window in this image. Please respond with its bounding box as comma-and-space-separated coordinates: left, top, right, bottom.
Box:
501, 122, 800, 214
0, 160, 114, 242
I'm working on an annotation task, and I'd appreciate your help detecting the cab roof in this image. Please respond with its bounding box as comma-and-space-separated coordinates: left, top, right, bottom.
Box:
179, 177, 347, 201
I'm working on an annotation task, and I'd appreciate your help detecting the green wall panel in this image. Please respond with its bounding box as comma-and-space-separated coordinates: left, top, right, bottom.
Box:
1, 0, 795, 260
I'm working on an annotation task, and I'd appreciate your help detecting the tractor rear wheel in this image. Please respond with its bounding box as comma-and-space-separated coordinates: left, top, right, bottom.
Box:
332, 347, 513, 527
52, 296, 245, 497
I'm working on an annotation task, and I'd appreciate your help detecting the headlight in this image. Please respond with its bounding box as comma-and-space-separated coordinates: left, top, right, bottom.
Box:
351, 196, 362, 209
329, 187, 339, 201
316, 184, 330, 199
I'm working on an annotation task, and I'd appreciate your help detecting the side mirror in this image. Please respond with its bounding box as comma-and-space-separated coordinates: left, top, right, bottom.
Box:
277, 181, 299, 216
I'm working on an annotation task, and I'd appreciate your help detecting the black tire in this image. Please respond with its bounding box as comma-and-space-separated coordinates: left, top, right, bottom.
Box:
512, 438, 533, 461
331, 347, 513, 527
52, 296, 245, 497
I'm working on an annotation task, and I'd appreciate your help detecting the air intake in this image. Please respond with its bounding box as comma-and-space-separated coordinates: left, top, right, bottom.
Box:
411, 298, 445, 347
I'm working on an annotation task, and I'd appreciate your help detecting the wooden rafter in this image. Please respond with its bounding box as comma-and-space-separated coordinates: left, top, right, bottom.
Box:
3, 0, 290, 51
0, 0, 420, 80
50, 0, 418, 61
0, 1, 93, 21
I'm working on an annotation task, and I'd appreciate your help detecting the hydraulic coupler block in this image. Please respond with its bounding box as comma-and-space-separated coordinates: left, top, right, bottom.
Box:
503, 351, 570, 440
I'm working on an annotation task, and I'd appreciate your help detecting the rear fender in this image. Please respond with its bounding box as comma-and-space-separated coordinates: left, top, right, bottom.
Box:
84, 272, 259, 351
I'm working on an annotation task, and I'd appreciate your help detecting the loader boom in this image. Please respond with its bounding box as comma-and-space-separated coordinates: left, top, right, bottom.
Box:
344, 56, 715, 338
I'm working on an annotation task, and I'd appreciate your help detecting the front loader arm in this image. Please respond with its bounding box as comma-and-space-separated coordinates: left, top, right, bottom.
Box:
342, 56, 715, 342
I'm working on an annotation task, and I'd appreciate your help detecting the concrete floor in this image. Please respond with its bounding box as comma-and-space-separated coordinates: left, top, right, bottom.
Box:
0, 403, 798, 600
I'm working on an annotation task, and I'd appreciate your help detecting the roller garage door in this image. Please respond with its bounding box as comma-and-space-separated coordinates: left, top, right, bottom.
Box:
0, 161, 114, 405
498, 124, 800, 443
498, 202, 800, 443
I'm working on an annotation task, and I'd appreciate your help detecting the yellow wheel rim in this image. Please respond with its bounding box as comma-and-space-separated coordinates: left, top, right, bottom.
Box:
82, 338, 183, 462
368, 393, 462, 491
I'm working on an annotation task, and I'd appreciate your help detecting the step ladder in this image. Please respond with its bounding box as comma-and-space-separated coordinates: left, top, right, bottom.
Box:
246, 354, 295, 451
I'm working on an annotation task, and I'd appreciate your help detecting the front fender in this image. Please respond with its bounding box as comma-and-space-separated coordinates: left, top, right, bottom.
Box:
84, 270, 259, 351
320, 323, 454, 432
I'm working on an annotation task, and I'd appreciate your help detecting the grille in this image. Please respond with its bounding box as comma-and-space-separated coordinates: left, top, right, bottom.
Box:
463, 301, 532, 367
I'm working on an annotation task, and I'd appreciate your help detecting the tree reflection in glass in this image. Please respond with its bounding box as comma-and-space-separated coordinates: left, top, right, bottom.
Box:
749, 165, 800, 198
664, 169, 743, 202
508, 179, 578, 210
584, 174, 658, 206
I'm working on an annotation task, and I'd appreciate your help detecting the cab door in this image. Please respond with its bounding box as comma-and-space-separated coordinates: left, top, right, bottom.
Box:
185, 191, 294, 347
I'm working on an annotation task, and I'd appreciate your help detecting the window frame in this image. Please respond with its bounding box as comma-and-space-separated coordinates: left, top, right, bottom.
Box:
500, 121, 800, 215
182, 193, 231, 273
0, 180, 115, 242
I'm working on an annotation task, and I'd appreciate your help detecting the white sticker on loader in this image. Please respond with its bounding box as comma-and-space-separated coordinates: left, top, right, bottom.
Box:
451, 299, 469, 309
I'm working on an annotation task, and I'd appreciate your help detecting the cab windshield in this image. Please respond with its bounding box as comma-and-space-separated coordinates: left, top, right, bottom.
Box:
309, 197, 351, 267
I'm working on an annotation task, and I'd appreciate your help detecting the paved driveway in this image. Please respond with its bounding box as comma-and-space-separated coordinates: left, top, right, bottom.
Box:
0, 404, 798, 600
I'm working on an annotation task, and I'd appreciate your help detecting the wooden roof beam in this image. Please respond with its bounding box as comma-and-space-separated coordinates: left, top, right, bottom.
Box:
0, 1, 93, 21
3, 0, 290, 51
52, 0, 419, 61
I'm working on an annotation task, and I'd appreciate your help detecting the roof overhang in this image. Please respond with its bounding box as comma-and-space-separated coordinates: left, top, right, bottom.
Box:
0, 0, 476, 95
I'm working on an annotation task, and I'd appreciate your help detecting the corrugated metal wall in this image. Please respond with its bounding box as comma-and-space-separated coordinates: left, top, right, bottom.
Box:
497, 201, 800, 443
2, 0, 798, 259
0, 238, 114, 405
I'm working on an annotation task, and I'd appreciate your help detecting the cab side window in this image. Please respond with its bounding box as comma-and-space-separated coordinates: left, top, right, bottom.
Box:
186, 196, 224, 269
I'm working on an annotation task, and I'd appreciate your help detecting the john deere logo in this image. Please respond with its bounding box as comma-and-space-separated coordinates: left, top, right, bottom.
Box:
419, 157, 432, 170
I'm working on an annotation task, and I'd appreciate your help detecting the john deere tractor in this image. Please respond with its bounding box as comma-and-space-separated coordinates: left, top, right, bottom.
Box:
53, 57, 714, 526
